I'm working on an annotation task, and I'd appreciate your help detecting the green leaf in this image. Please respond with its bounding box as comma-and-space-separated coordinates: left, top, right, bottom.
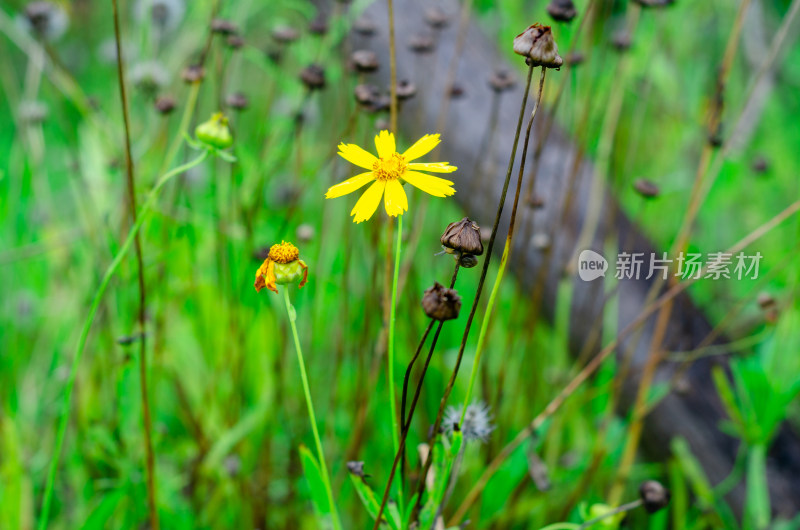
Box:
347, 468, 399, 530
299, 445, 333, 525
712, 366, 745, 436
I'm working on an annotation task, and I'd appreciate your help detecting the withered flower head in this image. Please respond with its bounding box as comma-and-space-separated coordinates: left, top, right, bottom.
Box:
210, 18, 238, 35
513, 23, 563, 68
449, 83, 466, 99
488, 69, 516, 93
254, 241, 309, 294
309, 14, 328, 35
351, 50, 380, 73
154, 95, 176, 115
354, 84, 381, 107
353, 16, 377, 37
424, 7, 449, 29
566, 51, 585, 66
226, 34, 245, 49
547, 0, 577, 23
181, 64, 205, 84
396, 80, 417, 100
422, 282, 462, 321
639, 480, 671, 513
611, 30, 632, 51
751, 156, 769, 174
633, 0, 675, 6
300, 64, 326, 90
272, 25, 299, 44
409, 33, 435, 54
226, 92, 248, 111
633, 179, 660, 199
441, 217, 484, 256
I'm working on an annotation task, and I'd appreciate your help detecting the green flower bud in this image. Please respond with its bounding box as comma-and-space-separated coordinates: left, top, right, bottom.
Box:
195, 112, 233, 149
274, 260, 307, 285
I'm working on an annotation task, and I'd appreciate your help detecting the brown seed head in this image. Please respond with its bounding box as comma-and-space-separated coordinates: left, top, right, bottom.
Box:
488, 69, 516, 93
612, 30, 632, 51
513, 23, 563, 68
422, 282, 462, 321
441, 217, 484, 256
211, 18, 238, 35
353, 16, 377, 36
272, 25, 299, 44
547, 0, 578, 23
351, 49, 380, 73
154, 95, 176, 115
409, 33, 435, 54
633, 179, 660, 199
424, 7, 449, 29
566, 51, 585, 66
300, 64, 326, 90
226, 34, 245, 49
309, 14, 329, 35
226, 92, 249, 111
639, 480, 671, 513
354, 84, 381, 107
181, 64, 205, 84
396, 80, 417, 100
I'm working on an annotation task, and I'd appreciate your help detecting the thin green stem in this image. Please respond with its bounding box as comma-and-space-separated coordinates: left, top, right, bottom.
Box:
282, 289, 342, 530
37, 150, 209, 530
388, 213, 404, 503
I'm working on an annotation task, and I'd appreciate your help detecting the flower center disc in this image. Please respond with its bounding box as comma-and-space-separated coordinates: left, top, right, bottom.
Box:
372, 153, 406, 181
268, 241, 299, 263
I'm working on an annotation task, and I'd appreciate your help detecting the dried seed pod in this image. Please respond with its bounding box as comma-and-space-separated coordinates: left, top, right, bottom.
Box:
300, 64, 326, 90
309, 14, 328, 35
633, 0, 675, 6
527, 194, 545, 209
757, 292, 775, 309
422, 282, 462, 321
409, 33, 435, 54
611, 30, 632, 51
354, 84, 380, 107
210, 18, 238, 35
272, 25, 299, 44
449, 83, 466, 99
154, 95, 176, 115
639, 480, 671, 513
353, 16, 377, 37
441, 217, 484, 256
513, 23, 563, 68
633, 179, 660, 199
226, 92, 248, 111
351, 50, 379, 73
751, 156, 769, 174
566, 51, 585, 66
546, 0, 577, 23
488, 69, 516, 93
181, 64, 205, 84
395, 80, 417, 100
424, 7, 449, 29
226, 34, 245, 49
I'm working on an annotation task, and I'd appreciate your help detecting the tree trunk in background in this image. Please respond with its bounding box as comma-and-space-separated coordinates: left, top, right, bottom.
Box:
341, 0, 800, 518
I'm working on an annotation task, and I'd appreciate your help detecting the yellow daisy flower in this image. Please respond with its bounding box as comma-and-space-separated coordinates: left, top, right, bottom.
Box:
326, 130, 457, 223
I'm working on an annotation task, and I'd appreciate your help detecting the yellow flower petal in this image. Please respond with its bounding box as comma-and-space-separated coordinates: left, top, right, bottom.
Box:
350, 180, 386, 223
325, 172, 375, 198
402, 171, 456, 197
338, 142, 378, 170
374, 130, 396, 159
402, 134, 441, 161
407, 162, 458, 173
384, 179, 408, 217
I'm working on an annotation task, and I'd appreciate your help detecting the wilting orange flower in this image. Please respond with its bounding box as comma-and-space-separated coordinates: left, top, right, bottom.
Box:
326, 131, 457, 223
254, 241, 308, 294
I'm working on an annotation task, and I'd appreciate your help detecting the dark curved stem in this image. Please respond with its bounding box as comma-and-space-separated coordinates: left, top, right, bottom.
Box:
400, 320, 435, 482
112, 1, 158, 528
411, 62, 535, 522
